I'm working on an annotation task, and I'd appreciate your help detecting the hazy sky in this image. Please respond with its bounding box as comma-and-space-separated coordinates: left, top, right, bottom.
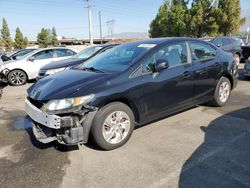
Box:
0, 0, 249, 40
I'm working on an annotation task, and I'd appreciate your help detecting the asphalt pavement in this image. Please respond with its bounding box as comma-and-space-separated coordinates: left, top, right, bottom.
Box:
0, 66, 250, 188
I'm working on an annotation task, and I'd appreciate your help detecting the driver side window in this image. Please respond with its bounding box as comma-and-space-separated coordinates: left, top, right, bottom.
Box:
143, 42, 188, 73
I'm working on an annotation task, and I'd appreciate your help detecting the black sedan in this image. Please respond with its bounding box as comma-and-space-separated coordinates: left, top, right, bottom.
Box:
25, 38, 238, 150
211, 36, 244, 63
38, 44, 119, 78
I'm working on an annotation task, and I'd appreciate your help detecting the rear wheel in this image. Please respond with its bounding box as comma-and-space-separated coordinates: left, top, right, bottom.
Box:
8, 70, 27, 86
210, 77, 231, 107
91, 102, 135, 150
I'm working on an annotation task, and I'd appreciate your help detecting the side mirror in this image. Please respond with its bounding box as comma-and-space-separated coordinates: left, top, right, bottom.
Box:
28, 56, 35, 62
154, 59, 169, 72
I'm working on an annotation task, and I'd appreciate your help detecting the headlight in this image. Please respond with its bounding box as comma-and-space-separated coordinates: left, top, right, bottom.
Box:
45, 67, 66, 75
45, 95, 94, 111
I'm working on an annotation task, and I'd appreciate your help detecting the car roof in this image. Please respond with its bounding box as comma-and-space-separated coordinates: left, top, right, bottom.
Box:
30, 47, 77, 54
214, 36, 241, 40
17, 48, 66, 58
119, 37, 205, 46
40, 47, 74, 50
91, 43, 120, 48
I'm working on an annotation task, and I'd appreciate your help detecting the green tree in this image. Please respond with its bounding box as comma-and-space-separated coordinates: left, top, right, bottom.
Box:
37, 28, 50, 48
149, 0, 245, 38
1, 18, 12, 51
172, 0, 189, 7
51, 27, 59, 46
187, 0, 220, 37
0, 36, 2, 50
218, 0, 245, 35
149, 2, 170, 37
149, 0, 188, 37
14, 27, 26, 49
24, 36, 29, 47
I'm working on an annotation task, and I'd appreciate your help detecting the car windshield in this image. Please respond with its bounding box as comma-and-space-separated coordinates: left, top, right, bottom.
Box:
20, 49, 39, 59
13, 49, 36, 59
76, 42, 156, 73
72, 46, 103, 59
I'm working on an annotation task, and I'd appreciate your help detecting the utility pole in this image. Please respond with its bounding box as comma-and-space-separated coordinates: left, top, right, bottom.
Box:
86, 0, 93, 45
107, 20, 115, 37
99, 11, 103, 44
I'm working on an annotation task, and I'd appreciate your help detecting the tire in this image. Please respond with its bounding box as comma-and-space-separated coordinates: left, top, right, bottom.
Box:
8, 70, 28, 86
210, 76, 231, 107
91, 102, 135, 150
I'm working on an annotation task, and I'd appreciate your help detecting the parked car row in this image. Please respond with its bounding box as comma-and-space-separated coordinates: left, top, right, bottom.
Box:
0, 47, 77, 85
0, 45, 119, 86
38, 44, 119, 79
24, 38, 238, 150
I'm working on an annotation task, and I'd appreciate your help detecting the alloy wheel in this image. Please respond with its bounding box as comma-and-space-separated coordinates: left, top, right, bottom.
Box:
219, 81, 230, 103
9, 70, 27, 85
102, 111, 131, 144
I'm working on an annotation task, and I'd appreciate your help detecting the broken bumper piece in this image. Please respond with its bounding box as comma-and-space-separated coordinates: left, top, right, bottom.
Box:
25, 98, 97, 145
0, 68, 9, 83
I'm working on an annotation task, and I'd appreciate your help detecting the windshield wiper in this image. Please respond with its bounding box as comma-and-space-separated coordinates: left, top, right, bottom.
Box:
81, 67, 104, 73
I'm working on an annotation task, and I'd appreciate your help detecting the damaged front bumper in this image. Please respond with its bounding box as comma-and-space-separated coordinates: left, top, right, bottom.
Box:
0, 68, 9, 83
25, 98, 97, 145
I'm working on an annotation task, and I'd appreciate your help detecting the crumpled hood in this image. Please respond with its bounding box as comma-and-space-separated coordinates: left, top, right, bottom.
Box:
41, 58, 86, 70
27, 69, 111, 101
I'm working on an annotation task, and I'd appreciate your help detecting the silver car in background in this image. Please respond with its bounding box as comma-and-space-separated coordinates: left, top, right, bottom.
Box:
0, 47, 77, 86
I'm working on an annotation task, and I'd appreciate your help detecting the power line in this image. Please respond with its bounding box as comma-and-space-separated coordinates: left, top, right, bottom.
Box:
106, 19, 115, 37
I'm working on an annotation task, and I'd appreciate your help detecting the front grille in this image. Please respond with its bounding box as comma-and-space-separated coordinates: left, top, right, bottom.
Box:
27, 97, 44, 109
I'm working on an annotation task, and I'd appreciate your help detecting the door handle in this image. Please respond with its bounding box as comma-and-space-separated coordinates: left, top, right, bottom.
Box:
214, 62, 221, 67
182, 71, 192, 78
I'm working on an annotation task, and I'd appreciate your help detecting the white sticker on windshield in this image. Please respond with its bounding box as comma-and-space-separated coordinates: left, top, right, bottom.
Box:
138, 44, 156, 48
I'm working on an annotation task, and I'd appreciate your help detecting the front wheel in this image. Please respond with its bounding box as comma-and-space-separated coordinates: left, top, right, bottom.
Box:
8, 70, 28, 86
210, 76, 231, 107
91, 102, 135, 150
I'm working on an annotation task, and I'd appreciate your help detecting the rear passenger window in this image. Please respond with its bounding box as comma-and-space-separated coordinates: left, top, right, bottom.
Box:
143, 42, 188, 73
190, 43, 216, 62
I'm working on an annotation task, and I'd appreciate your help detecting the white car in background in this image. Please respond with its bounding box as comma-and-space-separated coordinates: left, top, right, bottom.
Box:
0, 47, 77, 86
